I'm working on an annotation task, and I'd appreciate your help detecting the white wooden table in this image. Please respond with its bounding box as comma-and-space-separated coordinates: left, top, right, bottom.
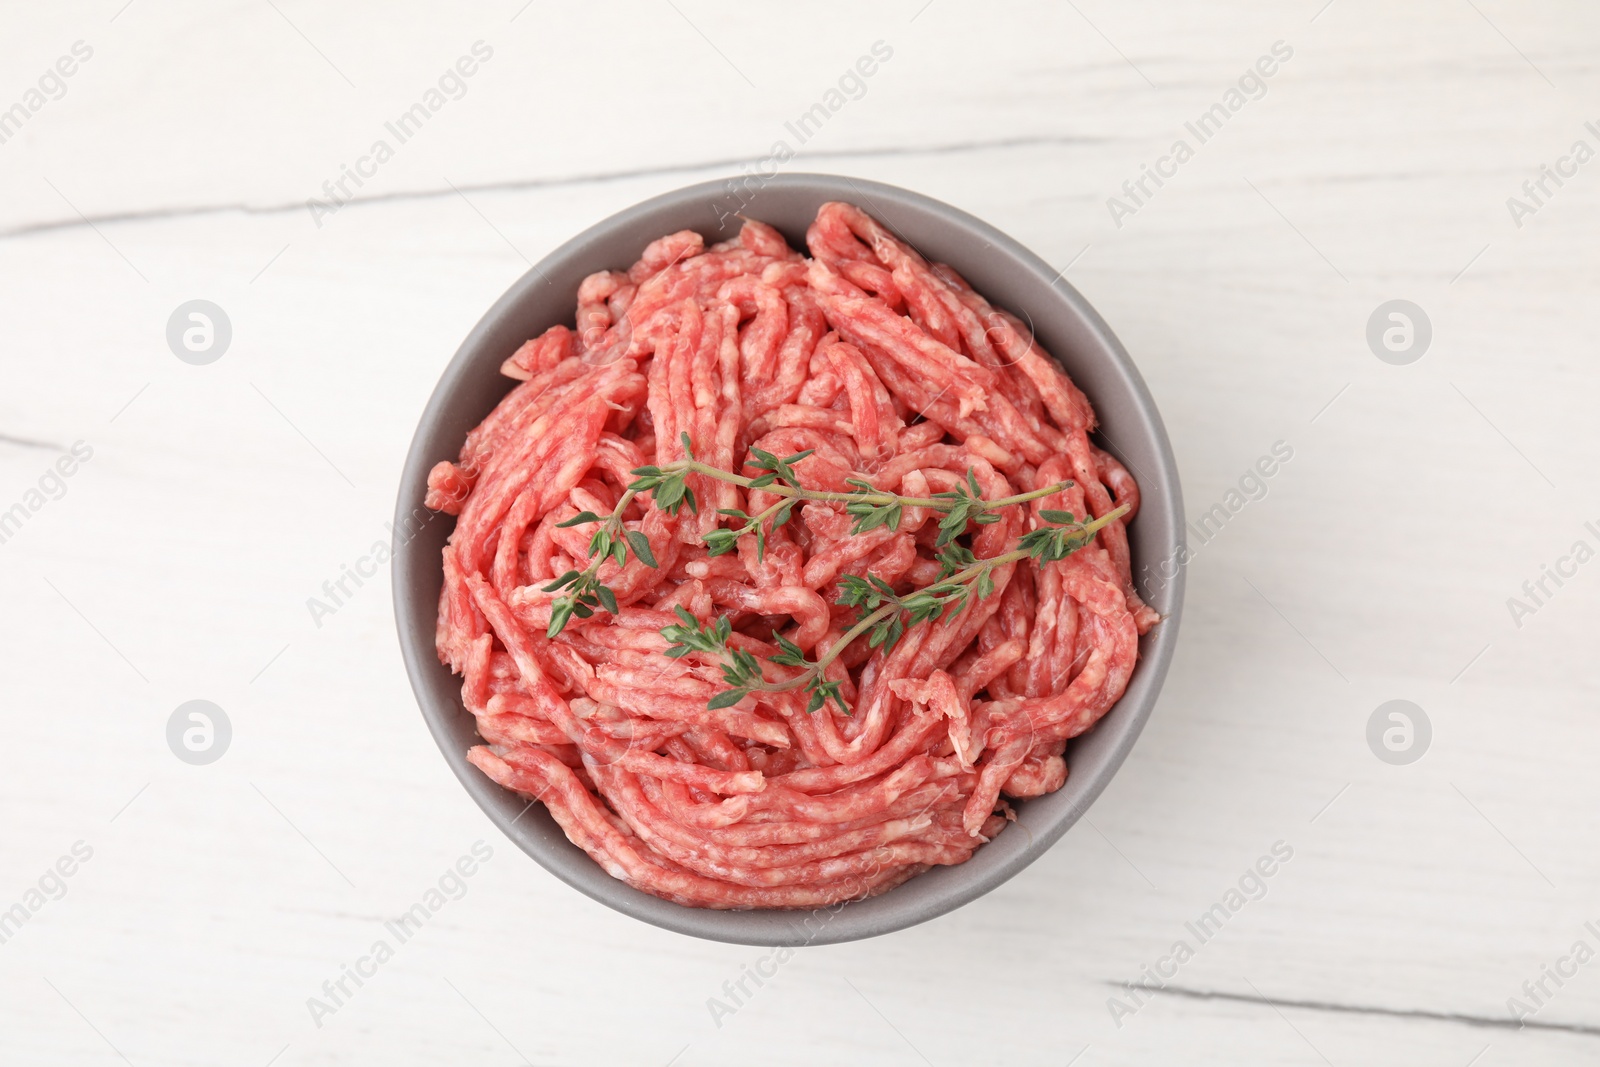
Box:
4, 1, 1599, 1063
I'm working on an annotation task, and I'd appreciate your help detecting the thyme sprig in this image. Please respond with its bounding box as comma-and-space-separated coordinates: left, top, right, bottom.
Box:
662, 503, 1130, 713
543, 432, 1075, 637
661, 606, 849, 714
540, 484, 659, 637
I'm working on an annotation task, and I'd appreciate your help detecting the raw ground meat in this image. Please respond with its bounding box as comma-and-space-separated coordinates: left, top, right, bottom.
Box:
428, 202, 1159, 909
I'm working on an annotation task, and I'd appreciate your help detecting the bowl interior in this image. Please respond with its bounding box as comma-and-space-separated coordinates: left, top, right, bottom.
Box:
393, 173, 1184, 946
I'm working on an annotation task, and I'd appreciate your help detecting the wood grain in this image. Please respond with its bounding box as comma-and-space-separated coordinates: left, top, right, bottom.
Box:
2, 1, 1598, 1063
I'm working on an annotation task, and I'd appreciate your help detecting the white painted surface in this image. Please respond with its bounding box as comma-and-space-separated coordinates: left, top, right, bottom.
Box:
3, 1, 1598, 1063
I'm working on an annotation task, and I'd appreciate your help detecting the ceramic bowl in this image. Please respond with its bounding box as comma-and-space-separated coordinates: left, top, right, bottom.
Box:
393, 173, 1185, 945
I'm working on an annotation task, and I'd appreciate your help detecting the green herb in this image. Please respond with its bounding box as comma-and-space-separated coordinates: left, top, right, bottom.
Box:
539, 492, 640, 638
661, 606, 849, 714
546, 432, 1090, 646
664, 504, 1130, 712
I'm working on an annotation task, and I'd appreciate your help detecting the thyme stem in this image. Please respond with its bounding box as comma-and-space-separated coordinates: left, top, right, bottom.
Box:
664, 502, 1131, 712
674, 457, 1068, 512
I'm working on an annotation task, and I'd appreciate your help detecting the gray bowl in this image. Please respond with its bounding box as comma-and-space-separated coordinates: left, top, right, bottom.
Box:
393, 173, 1184, 946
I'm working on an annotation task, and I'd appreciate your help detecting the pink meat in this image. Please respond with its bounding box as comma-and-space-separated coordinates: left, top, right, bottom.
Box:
432, 202, 1159, 909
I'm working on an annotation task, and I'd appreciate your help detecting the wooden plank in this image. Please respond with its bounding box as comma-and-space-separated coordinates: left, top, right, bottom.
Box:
2, 1, 1599, 1063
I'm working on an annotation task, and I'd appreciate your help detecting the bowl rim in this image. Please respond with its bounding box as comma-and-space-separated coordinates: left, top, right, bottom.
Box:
393, 172, 1185, 945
